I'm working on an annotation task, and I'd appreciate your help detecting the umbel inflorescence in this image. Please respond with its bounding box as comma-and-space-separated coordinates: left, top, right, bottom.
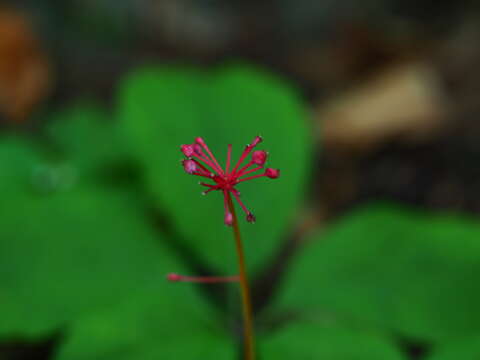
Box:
181, 136, 280, 226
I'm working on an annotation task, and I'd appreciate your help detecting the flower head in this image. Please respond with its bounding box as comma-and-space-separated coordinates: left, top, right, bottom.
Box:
180, 136, 280, 225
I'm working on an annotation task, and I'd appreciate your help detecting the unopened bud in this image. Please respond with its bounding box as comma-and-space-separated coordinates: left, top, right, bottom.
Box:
193, 143, 203, 155
195, 137, 206, 146
182, 159, 197, 174
167, 273, 182, 282
251, 136, 263, 147
181, 144, 195, 157
265, 168, 280, 179
252, 150, 267, 166
225, 212, 233, 226
246, 212, 256, 223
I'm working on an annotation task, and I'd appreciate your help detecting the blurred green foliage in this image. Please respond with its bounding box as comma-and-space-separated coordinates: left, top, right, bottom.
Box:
263, 323, 405, 359
56, 279, 233, 360
46, 104, 125, 177
277, 204, 480, 343
1, 65, 480, 359
426, 335, 480, 360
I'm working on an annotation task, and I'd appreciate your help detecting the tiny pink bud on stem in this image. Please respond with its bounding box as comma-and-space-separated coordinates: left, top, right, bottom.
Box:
265, 168, 280, 179
251, 135, 263, 146
181, 144, 195, 157
225, 212, 233, 226
167, 273, 182, 281
252, 150, 267, 166
182, 159, 197, 174
195, 137, 206, 146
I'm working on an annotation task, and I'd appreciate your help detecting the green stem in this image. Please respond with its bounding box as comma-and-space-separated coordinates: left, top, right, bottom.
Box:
227, 193, 256, 360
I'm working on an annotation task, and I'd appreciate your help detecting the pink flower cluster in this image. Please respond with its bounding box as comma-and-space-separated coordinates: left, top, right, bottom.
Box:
181, 136, 280, 225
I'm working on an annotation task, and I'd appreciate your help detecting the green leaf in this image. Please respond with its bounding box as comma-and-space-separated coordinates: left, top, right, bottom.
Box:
46, 102, 125, 175
55, 282, 234, 360
0, 139, 184, 338
117, 65, 312, 272
275, 203, 480, 343
426, 335, 480, 360
262, 322, 406, 360
0, 137, 43, 193
0, 186, 176, 338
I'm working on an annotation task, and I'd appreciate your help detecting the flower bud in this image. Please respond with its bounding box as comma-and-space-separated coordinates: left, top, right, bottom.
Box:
167, 273, 182, 281
252, 150, 267, 166
251, 135, 263, 147
246, 212, 256, 223
225, 212, 233, 226
181, 144, 195, 157
195, 137, 206, 146
265, 168, 280, 179
193, 144, 203, 155
182, 159, 197, 174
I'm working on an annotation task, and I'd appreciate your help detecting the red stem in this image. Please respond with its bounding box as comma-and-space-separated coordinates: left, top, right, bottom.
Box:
227, 193, 256, 360
167, 273, 239, 283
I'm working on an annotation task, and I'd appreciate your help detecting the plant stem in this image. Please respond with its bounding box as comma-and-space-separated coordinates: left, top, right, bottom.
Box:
227, 193, 256, 360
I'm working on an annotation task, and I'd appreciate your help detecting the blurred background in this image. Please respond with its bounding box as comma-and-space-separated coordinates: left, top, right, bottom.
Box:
2, 1, 480, 359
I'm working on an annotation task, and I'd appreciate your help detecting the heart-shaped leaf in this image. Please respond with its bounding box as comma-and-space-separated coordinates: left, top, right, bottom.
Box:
274, 203, 480, 343
0, 138, 186, 339
117, 65, 312, 272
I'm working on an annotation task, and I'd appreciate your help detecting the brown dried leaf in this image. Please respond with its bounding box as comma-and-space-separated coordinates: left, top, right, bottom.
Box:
317, 62, 448, 153
0, 7, 50, 122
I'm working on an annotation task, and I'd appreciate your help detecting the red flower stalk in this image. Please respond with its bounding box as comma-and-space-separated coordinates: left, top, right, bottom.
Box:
181, 136, 280, 226
167, 273, 239, 283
